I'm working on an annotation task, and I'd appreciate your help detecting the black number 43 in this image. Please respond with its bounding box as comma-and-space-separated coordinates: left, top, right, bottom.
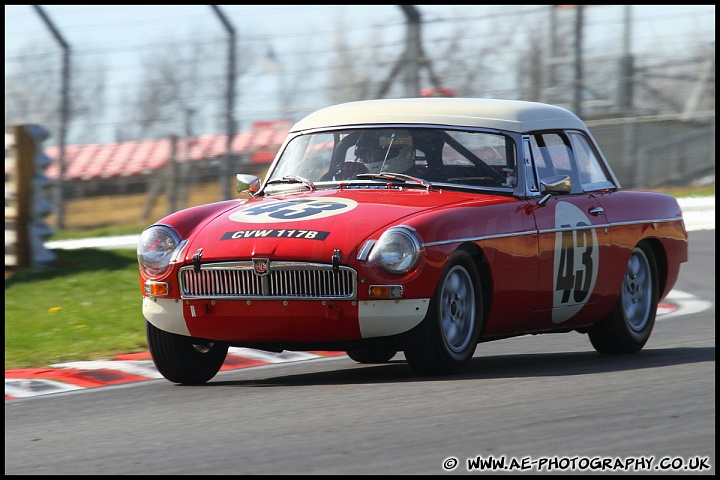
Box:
556, 228, 594, 304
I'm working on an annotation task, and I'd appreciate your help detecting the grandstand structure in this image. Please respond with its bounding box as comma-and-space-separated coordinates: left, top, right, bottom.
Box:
40, 121, 290, 198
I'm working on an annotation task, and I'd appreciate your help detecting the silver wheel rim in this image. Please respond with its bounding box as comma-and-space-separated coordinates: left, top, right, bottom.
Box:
622, 248, 652, 332
440, 265, 475, 353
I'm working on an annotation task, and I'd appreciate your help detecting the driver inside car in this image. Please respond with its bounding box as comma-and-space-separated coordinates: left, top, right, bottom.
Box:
354, 130, 415, 174
320, 129, 422, 181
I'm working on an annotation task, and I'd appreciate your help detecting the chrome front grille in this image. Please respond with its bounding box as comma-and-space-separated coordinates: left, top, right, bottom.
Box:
179, 261, 357, 300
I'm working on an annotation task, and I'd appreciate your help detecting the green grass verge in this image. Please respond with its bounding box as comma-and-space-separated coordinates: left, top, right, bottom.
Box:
5, 248, 149, 369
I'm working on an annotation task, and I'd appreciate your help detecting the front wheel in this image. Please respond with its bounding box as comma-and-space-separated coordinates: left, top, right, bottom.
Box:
146, 320, 228, 384
588, 243, 658, 354
403, 250, 483, 375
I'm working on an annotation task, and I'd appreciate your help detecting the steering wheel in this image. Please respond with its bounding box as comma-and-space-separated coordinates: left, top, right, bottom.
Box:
295, 155, 329, 182
320, 161, 369, 181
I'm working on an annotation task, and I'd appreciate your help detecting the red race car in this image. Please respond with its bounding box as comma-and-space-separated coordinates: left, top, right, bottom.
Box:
137, 98, 688, 384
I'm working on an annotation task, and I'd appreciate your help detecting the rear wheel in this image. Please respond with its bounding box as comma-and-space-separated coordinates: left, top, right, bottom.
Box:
146, 320, 228, 384
403, 250, 483, 375
346, 347, 397, 364
588, 243, 658, 354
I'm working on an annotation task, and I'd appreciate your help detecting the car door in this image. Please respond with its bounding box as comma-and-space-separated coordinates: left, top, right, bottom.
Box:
527, 131, 613, 328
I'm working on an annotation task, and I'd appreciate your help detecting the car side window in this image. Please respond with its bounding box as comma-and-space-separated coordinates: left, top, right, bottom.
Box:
530, 133, 574, 180
567, 131, 613, 190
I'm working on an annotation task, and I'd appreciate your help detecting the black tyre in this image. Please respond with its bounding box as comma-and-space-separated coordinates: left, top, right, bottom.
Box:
588, 243, 658, 354
146, 320, 228, 384
403, 250, 483, 375
346, 347, 397, 364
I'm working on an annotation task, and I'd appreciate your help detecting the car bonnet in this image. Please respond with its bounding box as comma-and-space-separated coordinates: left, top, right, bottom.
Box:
179, 188, 487, 264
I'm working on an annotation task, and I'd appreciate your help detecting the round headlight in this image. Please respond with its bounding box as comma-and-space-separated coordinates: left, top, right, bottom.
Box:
368, 227, 421, 274
137, 226, 181, 278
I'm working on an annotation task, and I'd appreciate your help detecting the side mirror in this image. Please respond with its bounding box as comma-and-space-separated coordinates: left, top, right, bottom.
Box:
540, 174, 571, 195
538, 175, 571, 206
236, 174, 261, 197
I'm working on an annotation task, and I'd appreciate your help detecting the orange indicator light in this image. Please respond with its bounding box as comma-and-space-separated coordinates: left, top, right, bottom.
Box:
368, 285, 403, 298
144, 282, 169, 296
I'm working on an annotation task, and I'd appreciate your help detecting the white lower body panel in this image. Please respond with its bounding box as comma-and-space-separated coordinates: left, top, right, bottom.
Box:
358, 298, 430, 338
143, 297, 189, 336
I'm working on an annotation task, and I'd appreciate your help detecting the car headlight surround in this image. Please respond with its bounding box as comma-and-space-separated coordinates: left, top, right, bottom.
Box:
368, 226, 422, 274
137, 225, 182, 279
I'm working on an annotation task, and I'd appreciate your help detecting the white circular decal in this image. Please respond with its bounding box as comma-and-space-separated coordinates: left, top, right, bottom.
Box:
552, 202, 599, 324
229, 198, 358, 224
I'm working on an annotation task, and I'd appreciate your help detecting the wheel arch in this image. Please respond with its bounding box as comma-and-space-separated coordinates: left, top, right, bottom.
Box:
640, 237, 666, 299
455, 241, 493, 321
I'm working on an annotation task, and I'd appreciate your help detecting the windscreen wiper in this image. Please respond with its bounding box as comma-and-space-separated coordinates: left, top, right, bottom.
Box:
355, 172, 433, 191
265, 175, 316, 191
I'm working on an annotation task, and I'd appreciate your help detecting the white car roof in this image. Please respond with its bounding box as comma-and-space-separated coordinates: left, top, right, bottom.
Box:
290, 98, 589, 134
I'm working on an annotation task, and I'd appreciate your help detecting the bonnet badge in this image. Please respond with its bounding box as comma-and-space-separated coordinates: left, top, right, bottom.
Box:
253, 258, 270, 276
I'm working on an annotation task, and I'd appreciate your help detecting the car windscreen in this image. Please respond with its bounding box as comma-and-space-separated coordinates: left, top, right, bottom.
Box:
266, 127, 518, 192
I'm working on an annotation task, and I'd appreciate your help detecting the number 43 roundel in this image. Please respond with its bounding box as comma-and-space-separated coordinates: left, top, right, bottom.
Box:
552, 202, 599, 324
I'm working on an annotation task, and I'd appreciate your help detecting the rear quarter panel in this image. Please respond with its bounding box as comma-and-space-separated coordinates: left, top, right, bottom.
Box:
594, 190, 688, 301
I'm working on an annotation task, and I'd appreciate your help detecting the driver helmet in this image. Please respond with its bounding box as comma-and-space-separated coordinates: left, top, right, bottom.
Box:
354, 130, 414, 174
